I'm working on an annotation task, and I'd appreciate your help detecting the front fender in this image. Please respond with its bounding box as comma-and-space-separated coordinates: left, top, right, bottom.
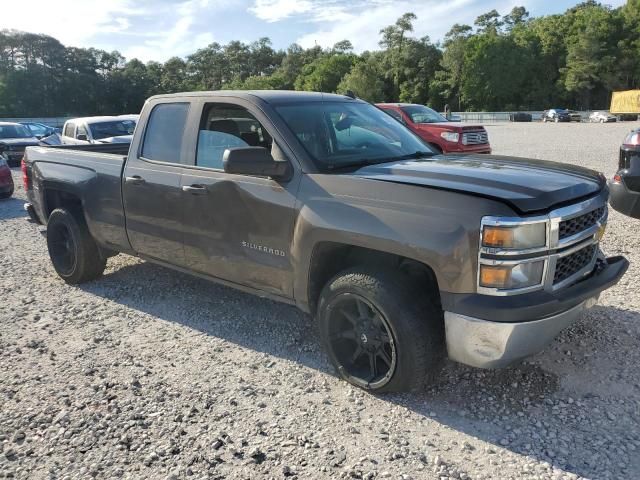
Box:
291, 174, 515, 311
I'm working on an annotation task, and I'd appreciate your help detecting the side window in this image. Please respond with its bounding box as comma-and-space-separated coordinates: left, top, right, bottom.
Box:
384, 108, 405, 124
196, 103, 273, 170
141, 102, 189, 163
76, 125, 88, 138
63, 123, 75, 137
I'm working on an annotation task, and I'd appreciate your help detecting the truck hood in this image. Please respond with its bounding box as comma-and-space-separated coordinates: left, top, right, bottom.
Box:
349, 154, 605, 213
414, 121, 484, 131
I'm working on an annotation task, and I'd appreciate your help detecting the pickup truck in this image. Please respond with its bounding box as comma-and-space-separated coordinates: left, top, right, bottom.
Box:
376, 103, 491, 154
23, 91, 628, 392
60, 115, 138, 145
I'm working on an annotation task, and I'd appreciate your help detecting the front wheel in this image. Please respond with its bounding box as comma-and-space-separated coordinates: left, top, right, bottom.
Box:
317, 267, 444, 392
47, 208, 106, 284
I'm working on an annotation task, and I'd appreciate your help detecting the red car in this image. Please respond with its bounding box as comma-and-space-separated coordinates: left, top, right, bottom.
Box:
376, 103, 491, 154
0, 155, 14, 199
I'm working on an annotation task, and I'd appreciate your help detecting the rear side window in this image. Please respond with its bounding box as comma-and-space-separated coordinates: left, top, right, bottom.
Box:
63, 123, 75, 137
141, 103, 189, 163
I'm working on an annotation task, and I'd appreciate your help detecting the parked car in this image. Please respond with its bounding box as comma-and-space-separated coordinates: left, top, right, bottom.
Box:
61, 115, 138, 145
0, 151, 14, 198
542, 109, 571, 122
510, 112, 532, 122
376, 103, 491, 154
610, 128, 640, 218
20, 122, 61, 139
567, 110, 582, 122
23, 90, 627, 392
0, 122, 40, 166
589, 111, 617, 123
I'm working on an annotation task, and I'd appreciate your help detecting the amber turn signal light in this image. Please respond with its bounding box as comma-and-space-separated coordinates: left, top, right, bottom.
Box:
482, 226, 514, 248
479, 265, 510, 288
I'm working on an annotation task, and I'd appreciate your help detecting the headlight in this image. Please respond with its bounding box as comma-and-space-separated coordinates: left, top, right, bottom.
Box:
482, 223, 546, 250
440, 131, 459, 143
479, 260, 544, 289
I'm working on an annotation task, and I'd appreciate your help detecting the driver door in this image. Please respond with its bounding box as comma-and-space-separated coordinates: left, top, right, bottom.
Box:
180, 100, 300, 297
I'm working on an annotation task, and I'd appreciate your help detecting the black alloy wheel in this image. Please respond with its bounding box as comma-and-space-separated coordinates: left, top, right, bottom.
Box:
48, 221, 77, 276
326, 293, 396, 389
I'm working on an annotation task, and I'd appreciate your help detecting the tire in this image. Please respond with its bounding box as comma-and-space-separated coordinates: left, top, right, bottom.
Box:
0, 189, 13, 199
554, 117, 559, 123
317, 267, 445, 393
600, 118, 605, 123
46, 208, 106, 284
542, 117, 547, 123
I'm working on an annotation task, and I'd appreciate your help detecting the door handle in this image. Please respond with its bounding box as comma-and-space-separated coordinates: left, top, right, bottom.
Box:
125, 175, 145, 185
182, 184, 208, 195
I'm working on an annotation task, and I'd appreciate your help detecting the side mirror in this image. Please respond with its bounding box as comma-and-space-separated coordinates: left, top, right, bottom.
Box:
223, 147, 290, 179
76, 133, 88, 141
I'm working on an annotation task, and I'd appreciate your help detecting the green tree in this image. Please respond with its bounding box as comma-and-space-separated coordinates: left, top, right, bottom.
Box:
337, 55, 385, 101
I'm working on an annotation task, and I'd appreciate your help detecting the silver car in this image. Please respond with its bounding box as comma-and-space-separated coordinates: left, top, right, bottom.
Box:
589, 111, 617, 123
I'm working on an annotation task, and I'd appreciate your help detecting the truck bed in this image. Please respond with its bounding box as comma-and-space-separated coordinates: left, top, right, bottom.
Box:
24, 144, 131, 253
40, 142, 131, 156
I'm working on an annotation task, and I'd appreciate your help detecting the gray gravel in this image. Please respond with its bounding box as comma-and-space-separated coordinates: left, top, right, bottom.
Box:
1, 121, 640, 480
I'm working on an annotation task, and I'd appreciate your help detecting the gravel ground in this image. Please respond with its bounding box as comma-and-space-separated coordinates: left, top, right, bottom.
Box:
1, 122, 640, 480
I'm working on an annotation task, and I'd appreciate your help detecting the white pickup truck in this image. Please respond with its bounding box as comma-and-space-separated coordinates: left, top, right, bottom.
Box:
61, 115, 138, 145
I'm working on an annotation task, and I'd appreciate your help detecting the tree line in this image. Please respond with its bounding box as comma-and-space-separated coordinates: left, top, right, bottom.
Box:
1, 0, 639, 117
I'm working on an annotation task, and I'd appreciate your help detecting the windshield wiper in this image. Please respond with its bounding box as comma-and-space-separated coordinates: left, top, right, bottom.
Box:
387, 150, 435, 161
326, 151, 434, 172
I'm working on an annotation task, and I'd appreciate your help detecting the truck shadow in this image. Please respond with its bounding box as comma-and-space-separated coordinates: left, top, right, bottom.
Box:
80, 259, 638, 480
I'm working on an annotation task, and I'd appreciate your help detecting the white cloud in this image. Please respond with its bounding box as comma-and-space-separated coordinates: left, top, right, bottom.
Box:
0, 0, 229, 62
0, 0, 137, 46
294, 0, 514, 51
249, 0, 314, 22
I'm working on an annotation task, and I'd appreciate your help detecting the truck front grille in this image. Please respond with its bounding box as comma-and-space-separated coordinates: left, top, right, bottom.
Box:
558, 206, 605, 240
554, 244, 596, 284
462, 131, 488, 145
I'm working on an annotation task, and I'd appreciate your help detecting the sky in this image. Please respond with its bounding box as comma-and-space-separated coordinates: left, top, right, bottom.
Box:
0, 0, 628, 62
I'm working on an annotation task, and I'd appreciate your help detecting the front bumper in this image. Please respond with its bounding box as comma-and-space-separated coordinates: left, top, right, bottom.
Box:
443, 256, 628, 368
445, 297, 598, 368
609, 179, 640, 218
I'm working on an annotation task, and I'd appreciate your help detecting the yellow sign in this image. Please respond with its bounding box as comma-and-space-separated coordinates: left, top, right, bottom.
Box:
610, 90, 640, 114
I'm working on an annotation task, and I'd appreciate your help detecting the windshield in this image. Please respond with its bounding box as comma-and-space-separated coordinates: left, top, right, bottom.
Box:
400, 105, 448, 124
89, 120, 136, 140
275, 102, 433, 171
0, 124, 33, 139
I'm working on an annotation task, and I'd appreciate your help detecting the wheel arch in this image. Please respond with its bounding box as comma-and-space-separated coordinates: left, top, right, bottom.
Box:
304, 241, 441, 315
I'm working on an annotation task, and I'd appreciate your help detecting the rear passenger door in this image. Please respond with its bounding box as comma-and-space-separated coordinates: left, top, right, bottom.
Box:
122, 102, 191, 267
179, 100, 300, 297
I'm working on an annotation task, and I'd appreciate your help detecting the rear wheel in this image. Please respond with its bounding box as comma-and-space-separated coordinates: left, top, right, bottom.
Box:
47, 208, 106, 284
0, 189, 13, 199
317, 267, 444, 392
